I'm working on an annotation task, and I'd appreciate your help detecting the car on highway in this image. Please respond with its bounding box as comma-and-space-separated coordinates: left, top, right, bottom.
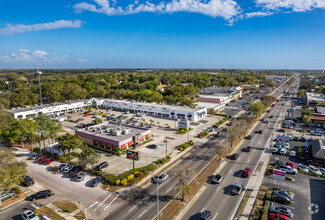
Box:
264, 120, 269, 124
63, 164, 74, 173
29, 190, 54, 201
269, 205, 293, 218
21, 210, 39, 220
269, 115, 274, 118
245, 135, 252, 139
271, 194, 291, 205
273, 190, 294, 200
76, 172, 87, 181
94, 161, 108, 170
199, 210, 212, 220
0, 190, 16, 202
279, 166, 297, 174
152, 173, 169, 184
245, 146, 251, 152
147, 144, 158, 149
297, 164, 309, 172
241, 168, 252, 178
308, 165, 322, 175
44, 158, 54, 164
231, 182, 244, 195
256, 129, 263, 134
21, 176, 34, 187
268, 213, 292, 220
230, 153, 239, 160
211, 174, 223, 184
90, 177, 102, 187
306, 160, 323, 167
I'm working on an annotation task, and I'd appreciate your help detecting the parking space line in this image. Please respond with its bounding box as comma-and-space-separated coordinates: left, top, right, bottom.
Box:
212, 212, 219, 220
89, 201, 98, 209
166, 187, 173, 193
247, 158, 250, 163
94, 194, 111, 211
228, 169, 233, 174
138, 209, 147, 218
103, 195, 119, 211
129, 205, 137, 212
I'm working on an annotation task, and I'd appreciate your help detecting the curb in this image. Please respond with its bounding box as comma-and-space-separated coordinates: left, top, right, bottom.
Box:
0, 195, 28, 211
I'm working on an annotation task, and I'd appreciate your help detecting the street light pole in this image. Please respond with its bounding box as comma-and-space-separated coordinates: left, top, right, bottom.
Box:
152, 176, 160, 220
164, 139, 168, 158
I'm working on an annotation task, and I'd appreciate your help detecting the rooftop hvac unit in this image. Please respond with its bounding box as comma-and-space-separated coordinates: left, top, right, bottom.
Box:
122, 128, 131, 134
112, 130, 122, 136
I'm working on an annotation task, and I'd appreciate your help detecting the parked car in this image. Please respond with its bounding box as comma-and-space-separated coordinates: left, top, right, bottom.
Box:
278, 129, 286, 133
297, 164, 309, 172
230, 153, 239, 160
28, 153, 42, 160
268, 213, 292, 220
76, 172, 87, 181
279, 166, 297, 174
199, 210, 212, 220
95, 162, 108, 170
63, 164, 74, 173
241, 168, 252, 178
57, 164, 69, 172
211, 174, 223, 184
76, 118, 84, 122
21, 210, 40, 220
38, 157, 47, 163
0, 190, 16, 202
147, 144, 158, 149
44, 158, 54, 164
293, 136, 299, 141
306, 160, 323, 167
289, 150, 296, 157
271, 195, 291, 205
319, 168, 325, 175
21, 176, 34, 187
308, 165, 322, 175
272, 148, 279, 154
279, 148, 287, 155
231, 182, 244, 195
269, 205, 293, 218
30, 190, 54, 201
273, 190, 294, 200
84, 114, 91, 117
90, 177, 102, 187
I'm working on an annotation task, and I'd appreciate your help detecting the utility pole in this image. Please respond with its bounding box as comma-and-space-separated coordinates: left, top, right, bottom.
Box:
35, 64, 43, 105
164, 139, 168, 158
152, 176, 160, 220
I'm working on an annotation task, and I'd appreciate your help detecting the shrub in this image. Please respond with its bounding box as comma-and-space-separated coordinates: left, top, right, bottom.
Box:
285, 176, 295, 181
92, 169, 103, 176
12, 186, 22, 195
105, 174, 118, 185
127, 174, 134, 180
147, 163, 157, 171
116, 179, 120, 186
70, 152, 80, 158
121, 179, 128, 186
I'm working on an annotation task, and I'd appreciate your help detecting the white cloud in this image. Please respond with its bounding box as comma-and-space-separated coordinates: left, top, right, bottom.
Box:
245, 11, 273, 18
0, 20, 83, 36
74, 0, 241, 20
255, 0, 325, 12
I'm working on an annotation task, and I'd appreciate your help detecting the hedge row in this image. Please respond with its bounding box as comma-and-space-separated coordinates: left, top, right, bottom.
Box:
198, 130, 211, 138
213, 117, 230, 129
298, 169, 325, 178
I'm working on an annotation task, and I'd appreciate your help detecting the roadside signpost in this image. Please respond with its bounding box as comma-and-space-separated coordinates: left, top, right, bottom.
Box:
126, 150, 140, 177
272, 169, 286, 188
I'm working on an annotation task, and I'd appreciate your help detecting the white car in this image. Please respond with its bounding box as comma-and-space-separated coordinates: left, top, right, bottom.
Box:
279, 148, 287, 155
272, 148, 278, 154
308, 165, 322, 175
297, 164, 309, 172
289, 150, 296, 157
279, 166, 297, 174
22, 210, 39, 220
63, 164, 74, 173
57, 164, 69, 172
319, 168, 325, 175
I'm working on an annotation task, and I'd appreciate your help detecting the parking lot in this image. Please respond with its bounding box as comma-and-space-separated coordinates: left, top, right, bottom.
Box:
264, 138, 325, 220
59, 109, 224, 175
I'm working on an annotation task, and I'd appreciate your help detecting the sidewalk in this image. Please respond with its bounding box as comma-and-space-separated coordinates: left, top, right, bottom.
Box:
47, 203, 83, 220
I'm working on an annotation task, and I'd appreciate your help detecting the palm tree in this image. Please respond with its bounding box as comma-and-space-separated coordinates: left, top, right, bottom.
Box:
175, 166, 195, 201
300, 128, 307, 138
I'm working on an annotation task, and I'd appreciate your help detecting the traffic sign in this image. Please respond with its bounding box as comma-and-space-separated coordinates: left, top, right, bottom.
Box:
272, 169, 285, 181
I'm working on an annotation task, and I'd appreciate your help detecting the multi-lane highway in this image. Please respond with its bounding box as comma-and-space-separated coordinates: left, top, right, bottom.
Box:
104, 78, 293, 220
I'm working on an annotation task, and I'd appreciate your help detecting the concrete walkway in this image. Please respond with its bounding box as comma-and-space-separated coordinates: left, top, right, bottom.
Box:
47, 203, 83, 220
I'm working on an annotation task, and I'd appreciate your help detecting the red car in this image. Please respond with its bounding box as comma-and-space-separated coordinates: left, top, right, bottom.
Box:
269, 213, 292, 220
84, 114, 91, 117
44, 158, 54, 164
286, 162, 297, 169
306, 160, 323, 167
241, 168, 252, 178
38, 157, 47, 163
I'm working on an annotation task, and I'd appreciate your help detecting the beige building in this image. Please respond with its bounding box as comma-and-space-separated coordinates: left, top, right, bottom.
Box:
306, 92, 325, 106
241, 84, 260, 90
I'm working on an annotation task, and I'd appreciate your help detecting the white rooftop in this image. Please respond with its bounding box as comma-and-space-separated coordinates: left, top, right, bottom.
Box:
307, 92, 325, 101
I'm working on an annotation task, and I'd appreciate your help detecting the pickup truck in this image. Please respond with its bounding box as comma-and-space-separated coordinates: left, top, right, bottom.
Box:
231, 182, 244, 195
212, 174, 223, 184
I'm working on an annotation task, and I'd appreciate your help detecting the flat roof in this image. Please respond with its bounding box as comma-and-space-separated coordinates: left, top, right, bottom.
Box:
196, 102, 225, 109
307, 92, 325, 102
76, 122, 150, 142
9, 99, 88, 114
103, 99, 205, 112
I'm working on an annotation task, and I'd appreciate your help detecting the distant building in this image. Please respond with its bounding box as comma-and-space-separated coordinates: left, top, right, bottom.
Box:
241, 84, 260, 90
265, 75, 287, 80
312, 139, 325, 160
196, 102, 225, 112
306, 92, 325, 106
75, 122, 151, 151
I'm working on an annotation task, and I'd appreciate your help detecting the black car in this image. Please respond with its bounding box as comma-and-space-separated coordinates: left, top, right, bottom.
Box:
256, 130, 263, 134
68, 166, 82, 177
77, 118, 84, 122
21, 176, 34, 187
230, 153, 239, 160
147, 144, 158, 149
199, 210, 212, 220
293, 137, 299, 141
278, 129, 285, 133
90, 177, 102, 187
30, 190, 54, 201
300, 137, 306, 142
245, 135, 252, 139
214, 132, 221, 137
268, 115, 273, 118
95, 162, 108, 170
246, 146, 251, 152
271, 195, 291, 205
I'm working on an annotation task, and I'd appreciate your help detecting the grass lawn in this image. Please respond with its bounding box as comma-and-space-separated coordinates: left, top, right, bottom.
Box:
35, 206, 65, 220
74, 211, 86, 220
53, 201, 78, 213
0, 191, 28, 208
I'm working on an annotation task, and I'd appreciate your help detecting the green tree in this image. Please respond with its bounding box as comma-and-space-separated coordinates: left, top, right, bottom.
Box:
175, 166, 195, 201
9, 89, 39, 108
260, 95, 277, 107
300, 128, 307, 138
35, 114, 53, 151
58, 133, 83, 156
78, 146, 100, 169
301, 107, 313, 124
297, 89, 306, 98
249, 102, 267, 118
0, 148, 26, 194
94, 118, 103, 124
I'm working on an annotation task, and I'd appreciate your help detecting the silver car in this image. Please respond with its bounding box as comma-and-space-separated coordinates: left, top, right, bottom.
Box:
76, 172, 87, 181
0, 190, 16, 202
269, 205, 293, 218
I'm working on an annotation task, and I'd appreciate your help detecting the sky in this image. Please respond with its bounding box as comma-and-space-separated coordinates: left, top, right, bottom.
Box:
0, 0, 325, 69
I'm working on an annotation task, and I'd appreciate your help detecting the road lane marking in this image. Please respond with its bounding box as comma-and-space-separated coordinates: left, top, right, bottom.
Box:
31, 204, 39, 209
103, 195, 119, 211
138, 209, 147, 218
212, 212, 219, 220
216, 187, 220, 192
247, 159, 250, 163
94, 194, 111, 211
166, 187, 173, 193
89, 201, 98, 209
129, 205, 137, 212
228, 169, 233, 174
